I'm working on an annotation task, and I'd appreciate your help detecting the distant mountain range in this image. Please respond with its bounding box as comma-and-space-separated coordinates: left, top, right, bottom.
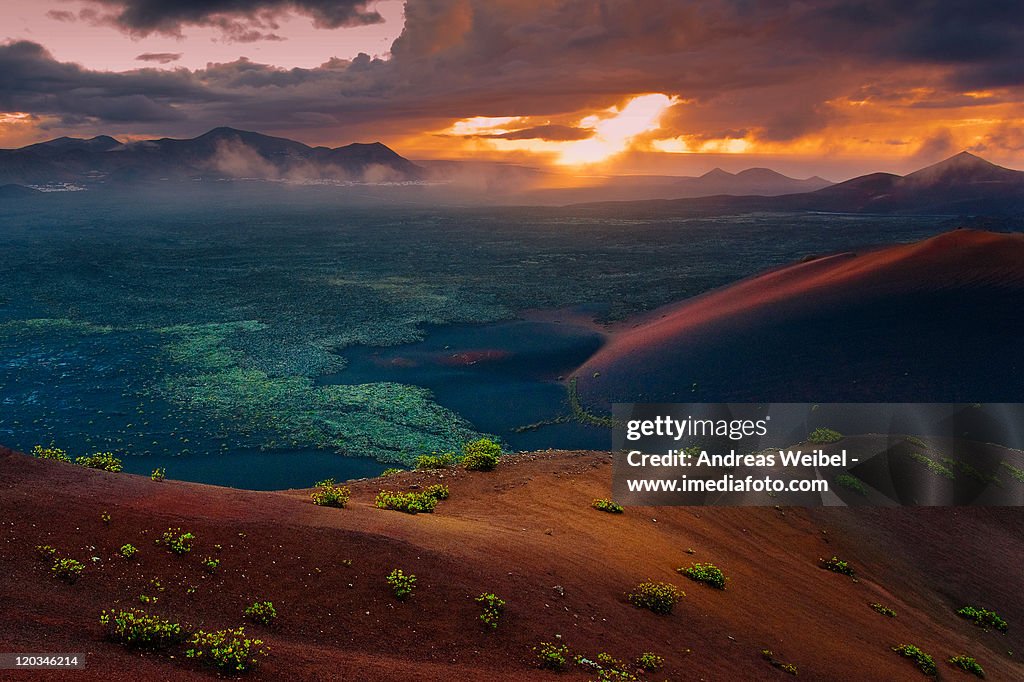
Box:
574, 152, 1024, 215
0, 127, 423, 187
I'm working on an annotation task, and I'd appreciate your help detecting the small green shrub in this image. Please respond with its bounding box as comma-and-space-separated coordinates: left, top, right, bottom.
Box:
100, 608, 185, 649
387, 569, 416, 600
380, 468, 404, 477
138, 594, 158, 604
908, 452, 955, 479
948, 654, 985, 678
592, 498, 624, 513
808, 428, 843, 444
120, 543, 138, 560
35, 544, 57, 561
476, 593, 505, 629
837, 473, 868, 496
904, 436, 929, 448
626, 581, 683, 615
52, 557, 84, 584
31, 444, 70, 462
635, 652, 664, 672
462, 438, 501, 471
185, 627, 267, 673
202, 556, 220, 573
244, 601, 277, 626
75, 452, 123, 472
819, 555, 855, 576
678, 562, 727, 590
311, 478, 351, 508
870, 602, 897, 617
158, 527, 195, 555
151, 468, 166, 482
375, 486, 448, 514
101, 511, 111, 525
893, 643, 936, 676
534, 641, 570, 671
415, 453, 455, 470
957, 606, 1008, 632
761, 649, 798, 675
575, 652, 638, 681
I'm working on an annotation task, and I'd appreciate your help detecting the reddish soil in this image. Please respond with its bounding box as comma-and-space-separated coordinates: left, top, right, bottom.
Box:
1, 446, 1022, 681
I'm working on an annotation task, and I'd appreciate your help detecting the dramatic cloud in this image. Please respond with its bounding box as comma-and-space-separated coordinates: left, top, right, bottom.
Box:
80, 0, 383, 37
5, 0, 1024, 172
136, 52, 183, 64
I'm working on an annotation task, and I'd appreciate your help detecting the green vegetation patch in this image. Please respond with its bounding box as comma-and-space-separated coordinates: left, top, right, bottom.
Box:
837, 472, 868, 496
761, 649, 798, 676
311, 478, 351, 508
100, 608, 185, 650
244, 601, 277, 626
870, 602, 897, 617
819, 555, 855, 576
635, 652, 664, 672
157, 528, 196, 555
475, 593, 505, 630
375, 485, 449, 514
461, 437, 501, 471
592, 498, 624, 513
386, 569, 416, 600
808, 427, 843, 443
75, 451, 123, 472
157, 323, 485, 465
948, 655, 985, 678
534, 641, 570, 671
678, 562, 727, 590
31, 444, 70, 462
186, 627, 267, 673
957, 606, 1007, 632
626, 581, 684, 615
999, 460, 1024, 484
892, 643, 937, 676
908, 452, 955, 480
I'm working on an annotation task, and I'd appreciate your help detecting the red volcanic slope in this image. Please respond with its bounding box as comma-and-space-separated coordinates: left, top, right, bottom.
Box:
1, 446, 1023, 681
574, 229, 1024, 405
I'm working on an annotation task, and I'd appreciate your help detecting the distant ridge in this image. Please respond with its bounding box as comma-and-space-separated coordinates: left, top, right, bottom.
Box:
0, 127, 423, 187
571, 151, 1024, 215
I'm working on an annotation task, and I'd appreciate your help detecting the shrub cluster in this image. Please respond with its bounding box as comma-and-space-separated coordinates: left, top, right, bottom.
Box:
311, 478, 351, 508
462, 438, 501, 471
120, 543, 138, 560
534, 641, 570, 671
100, 609, 185, 650
31, 445, 70, 462
387, 569, 416, 600
626, 581, 683, 615
415, 453, 455, 470
375, 485, 449, 514
52, 557, 84, 584
836, 473, 868, 496
870, 602, 897, 617
75, 452, 123, 472
380, 468, 404, 477
678, 562, 727, 590
957, 606, 1008, 632
948, 655, 985, 678
151, 468, 166, 482
819, 555, 855, 576
158, 528, 196, 555
761, 649, 798, 676
202, 556, 220, 573
475, 593, 506, 629
575, 652, 638, 681
186, 627, 267, 673
244, 601, 278, 626
635, 652, 664, 672
892, 643, 936, 676
592, 498, 624, 513
808, 428, 843, 444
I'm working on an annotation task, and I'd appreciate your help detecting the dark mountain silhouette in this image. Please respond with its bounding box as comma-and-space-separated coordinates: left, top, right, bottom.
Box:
572, 152, 1024, 215
0, 127, 423, 186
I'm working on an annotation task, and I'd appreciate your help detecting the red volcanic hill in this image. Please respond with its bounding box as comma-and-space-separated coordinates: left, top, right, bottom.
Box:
2, 446, 1023, 680
574, 229, 1024, 408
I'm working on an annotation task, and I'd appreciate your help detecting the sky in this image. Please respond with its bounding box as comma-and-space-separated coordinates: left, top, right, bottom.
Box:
3, 1, 1024, 179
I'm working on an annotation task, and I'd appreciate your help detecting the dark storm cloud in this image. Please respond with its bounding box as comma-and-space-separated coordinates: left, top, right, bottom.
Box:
136, 52, 183, 64
81, 0, 383, 37
7, 1, 1024, 147
477, 125, 593, 141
